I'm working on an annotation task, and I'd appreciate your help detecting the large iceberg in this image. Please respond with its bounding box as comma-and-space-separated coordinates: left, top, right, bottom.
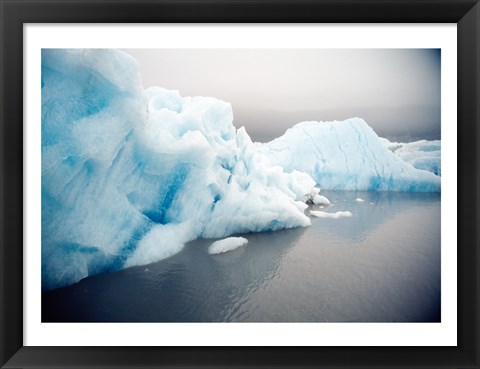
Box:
261, 119, 441, 192
41, 49, 315, 290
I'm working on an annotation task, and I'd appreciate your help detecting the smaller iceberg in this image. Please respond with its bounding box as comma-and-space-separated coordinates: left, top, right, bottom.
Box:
208, 237, 249, 255
381, 138, 441, 176
261, 118, 441, 192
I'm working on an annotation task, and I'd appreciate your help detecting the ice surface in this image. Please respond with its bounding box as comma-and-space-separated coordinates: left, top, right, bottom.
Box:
41, 49, 315, 290
208, 237, 249, 255
310, 210, 353, 219
261, 119, 441, 192
381, 138, 441, 176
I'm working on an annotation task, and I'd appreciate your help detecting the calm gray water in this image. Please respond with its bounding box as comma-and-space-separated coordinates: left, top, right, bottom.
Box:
42, 191, 441, 322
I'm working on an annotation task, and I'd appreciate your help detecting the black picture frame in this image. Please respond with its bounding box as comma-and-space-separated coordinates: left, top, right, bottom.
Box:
1, 1, 479, 368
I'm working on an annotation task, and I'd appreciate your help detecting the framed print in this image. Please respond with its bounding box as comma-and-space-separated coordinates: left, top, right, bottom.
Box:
1, 0, 479, 368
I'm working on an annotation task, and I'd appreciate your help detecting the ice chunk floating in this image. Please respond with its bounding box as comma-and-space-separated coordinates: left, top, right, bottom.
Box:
310, 210, 353, 219
42, 49, 441, 290
208, 237, 249, 255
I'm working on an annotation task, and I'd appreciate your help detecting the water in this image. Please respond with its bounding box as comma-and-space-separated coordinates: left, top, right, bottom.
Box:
42, 191, 441, 322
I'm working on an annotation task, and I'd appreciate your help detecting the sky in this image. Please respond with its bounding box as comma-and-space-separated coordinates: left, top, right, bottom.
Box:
123, 49, 441, 143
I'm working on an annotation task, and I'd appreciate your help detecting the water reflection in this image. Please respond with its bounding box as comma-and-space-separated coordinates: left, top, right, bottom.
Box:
42, 191, 440, 322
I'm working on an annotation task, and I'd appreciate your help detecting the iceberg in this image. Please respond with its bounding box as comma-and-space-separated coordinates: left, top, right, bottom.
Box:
261, 119, 441, 192
41, 49, 315, 290
381, 138, 441, 176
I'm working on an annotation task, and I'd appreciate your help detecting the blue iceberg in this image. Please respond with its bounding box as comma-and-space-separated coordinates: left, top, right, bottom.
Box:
41, 49, 315, 290
261, 119, 440, 192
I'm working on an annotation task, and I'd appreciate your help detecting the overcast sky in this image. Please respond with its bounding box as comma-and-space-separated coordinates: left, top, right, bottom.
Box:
124, 49, 440, 142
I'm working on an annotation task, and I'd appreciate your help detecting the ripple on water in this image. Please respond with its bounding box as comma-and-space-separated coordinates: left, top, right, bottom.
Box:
42, 191, 440, 322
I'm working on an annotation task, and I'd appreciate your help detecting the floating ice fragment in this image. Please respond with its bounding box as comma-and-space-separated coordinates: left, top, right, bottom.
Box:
310, 210, 353, 219
355, 198, 365, 202
208, 237, 248, 255
313, 194, 331, 205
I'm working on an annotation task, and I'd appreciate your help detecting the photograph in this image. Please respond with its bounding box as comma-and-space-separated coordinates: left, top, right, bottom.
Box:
2, 0, 479, 366
40, 48, 441, 323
